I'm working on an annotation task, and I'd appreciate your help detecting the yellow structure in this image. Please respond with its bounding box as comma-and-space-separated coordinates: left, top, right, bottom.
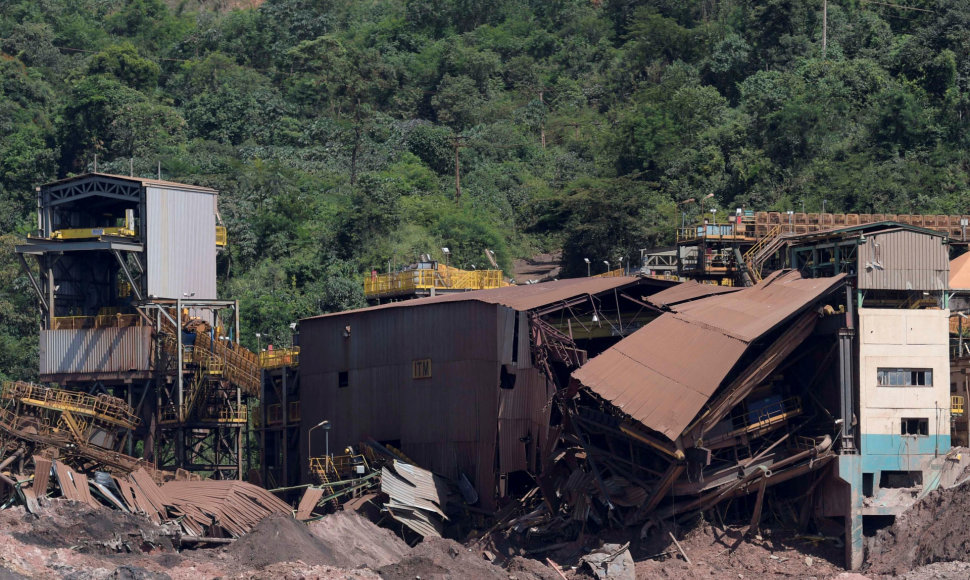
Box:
364, 263, 508, 300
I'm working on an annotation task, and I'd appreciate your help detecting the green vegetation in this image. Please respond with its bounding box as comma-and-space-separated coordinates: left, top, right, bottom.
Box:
2, 0, 970, 375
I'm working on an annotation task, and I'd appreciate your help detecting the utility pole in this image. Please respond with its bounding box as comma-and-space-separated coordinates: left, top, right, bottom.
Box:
538, 89, 546, 149
450, 135, 467, 203
822, 0, 828, 59
351, 98, 362, 186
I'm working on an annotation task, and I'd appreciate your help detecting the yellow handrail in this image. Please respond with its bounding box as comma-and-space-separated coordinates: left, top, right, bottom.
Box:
364, 265, 507, 298
953, 395, 965, 416
743, 224, 783, 262
259, 347, 300, 369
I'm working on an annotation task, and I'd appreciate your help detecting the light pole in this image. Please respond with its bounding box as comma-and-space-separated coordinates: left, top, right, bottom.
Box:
603, 260, 610, 273
441, 247, 450, 268
255, 332, 262, 352
822, 199, 827, 215
289, 322, 297, 347
308, 419, 331, 469
584, 257, 590, 277
787, 210, 794, 233
618, 256, 624, 275
711, 209, 717, 228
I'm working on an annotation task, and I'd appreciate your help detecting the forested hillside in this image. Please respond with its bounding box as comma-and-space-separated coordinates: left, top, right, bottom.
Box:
2, 0, 970, 378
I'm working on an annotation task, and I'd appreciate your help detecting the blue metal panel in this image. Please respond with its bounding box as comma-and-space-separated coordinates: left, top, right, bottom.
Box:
860, 433, 951, 472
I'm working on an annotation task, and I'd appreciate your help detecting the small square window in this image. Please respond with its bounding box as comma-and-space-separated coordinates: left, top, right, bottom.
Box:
900, 418, 928, 436
338, 371, 349, 388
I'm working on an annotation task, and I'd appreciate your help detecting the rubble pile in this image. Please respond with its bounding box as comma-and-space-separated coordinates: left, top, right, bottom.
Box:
867, 478, 970, 575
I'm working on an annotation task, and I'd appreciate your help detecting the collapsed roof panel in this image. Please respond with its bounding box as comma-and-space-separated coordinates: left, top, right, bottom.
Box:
645, 280, 741, 309
572, 270, 846, 441
306, 275, 677, 318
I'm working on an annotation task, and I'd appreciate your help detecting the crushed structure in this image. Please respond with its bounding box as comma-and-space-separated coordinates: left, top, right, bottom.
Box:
294, 220, 959, 569
5, 180, 969, 575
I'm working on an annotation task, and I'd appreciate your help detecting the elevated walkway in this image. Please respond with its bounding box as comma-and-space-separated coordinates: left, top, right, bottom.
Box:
364, 264, 507, 300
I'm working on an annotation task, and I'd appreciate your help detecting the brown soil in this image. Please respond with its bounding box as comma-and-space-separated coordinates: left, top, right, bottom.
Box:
225, 512, 339, 569
307, 511, 410, 568
867, 479, 970, 575
378, 536, 551, 580
604, 520, 843, 580
513, 252, 562, 284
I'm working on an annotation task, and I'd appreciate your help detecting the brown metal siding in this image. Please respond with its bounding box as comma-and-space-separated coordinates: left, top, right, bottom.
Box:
39, 327, 153, 375
498, 367, 553, 474
299, 300, 502, 508
857, 230, 948, 290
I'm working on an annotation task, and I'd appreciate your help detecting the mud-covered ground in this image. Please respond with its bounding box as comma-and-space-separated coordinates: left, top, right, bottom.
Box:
4, 489, 970, 579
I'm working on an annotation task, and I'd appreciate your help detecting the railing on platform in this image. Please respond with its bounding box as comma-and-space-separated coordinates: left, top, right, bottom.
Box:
953, 395, 965, 416
364, 265, 507, 298
309, 453, 370, 481
592, 268, 626, 278
1, 380, 139, 430
52, 314, 143, 330
259, 347, 300, 369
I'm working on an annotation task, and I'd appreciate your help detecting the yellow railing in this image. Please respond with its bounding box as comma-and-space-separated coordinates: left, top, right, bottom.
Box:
216, 226, 227, 247
743, 224, 783, 262
592, 268, 625, 278
217, 404, 248, 423
1, 381, 139, 430
363, 265, 507, 298
309, 453, 370, 480
953, 395, 965, 416
259, 347, 300, 369
51, 226, 136, 240
52, 314, 142, 330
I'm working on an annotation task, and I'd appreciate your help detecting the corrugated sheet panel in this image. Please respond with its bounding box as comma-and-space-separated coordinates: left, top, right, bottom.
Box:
647, 280, 741, 308
498, 367, 552, 474
40, 327, 152, 375
951, 252, 970, 290
857, 229, 948, 290
307, 276, 677, 318
145, 186, 217, 299
573, 271, 846, 441
300, 300, 500, 507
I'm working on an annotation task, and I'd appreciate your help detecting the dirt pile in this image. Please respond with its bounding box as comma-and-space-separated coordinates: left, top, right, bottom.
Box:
226, 512, 339, 569
379, 537, 553, 580
867, 479, 970, 575
307, 511, 410, 568
11, 500, 175, 555
633, 520, 843, 580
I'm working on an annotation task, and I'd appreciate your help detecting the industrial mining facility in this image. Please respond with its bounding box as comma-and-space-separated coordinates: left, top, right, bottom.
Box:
6, 173, 970, 578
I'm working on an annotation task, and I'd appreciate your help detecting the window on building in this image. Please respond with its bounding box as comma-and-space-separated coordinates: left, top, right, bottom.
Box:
338, 371, 349, 388
877, 368, 932, 387
900, 418, 928, 436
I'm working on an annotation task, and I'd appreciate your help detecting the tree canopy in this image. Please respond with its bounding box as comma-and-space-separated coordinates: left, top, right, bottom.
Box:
2, 0, 970, 376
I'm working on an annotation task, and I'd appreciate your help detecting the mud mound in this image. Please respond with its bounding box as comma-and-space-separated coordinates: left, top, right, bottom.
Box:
227, 513, 338, 570
11, 500, 174, 555
379, 537, 534, 580
308, 511, 409, 569
868, 479, 970, 575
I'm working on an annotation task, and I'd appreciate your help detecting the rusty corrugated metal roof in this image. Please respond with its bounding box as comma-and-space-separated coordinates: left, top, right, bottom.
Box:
572, 271, 846, 442
951, 252, 970, 290
646, 281, 740, 309
306, 276, 673, 319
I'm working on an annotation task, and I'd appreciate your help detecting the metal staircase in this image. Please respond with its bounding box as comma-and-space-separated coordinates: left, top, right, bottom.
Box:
740, 225, 789, 285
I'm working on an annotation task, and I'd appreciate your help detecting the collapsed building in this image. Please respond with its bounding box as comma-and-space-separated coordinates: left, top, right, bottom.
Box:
298, 221, 956, 569
3, 175, 961, 571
